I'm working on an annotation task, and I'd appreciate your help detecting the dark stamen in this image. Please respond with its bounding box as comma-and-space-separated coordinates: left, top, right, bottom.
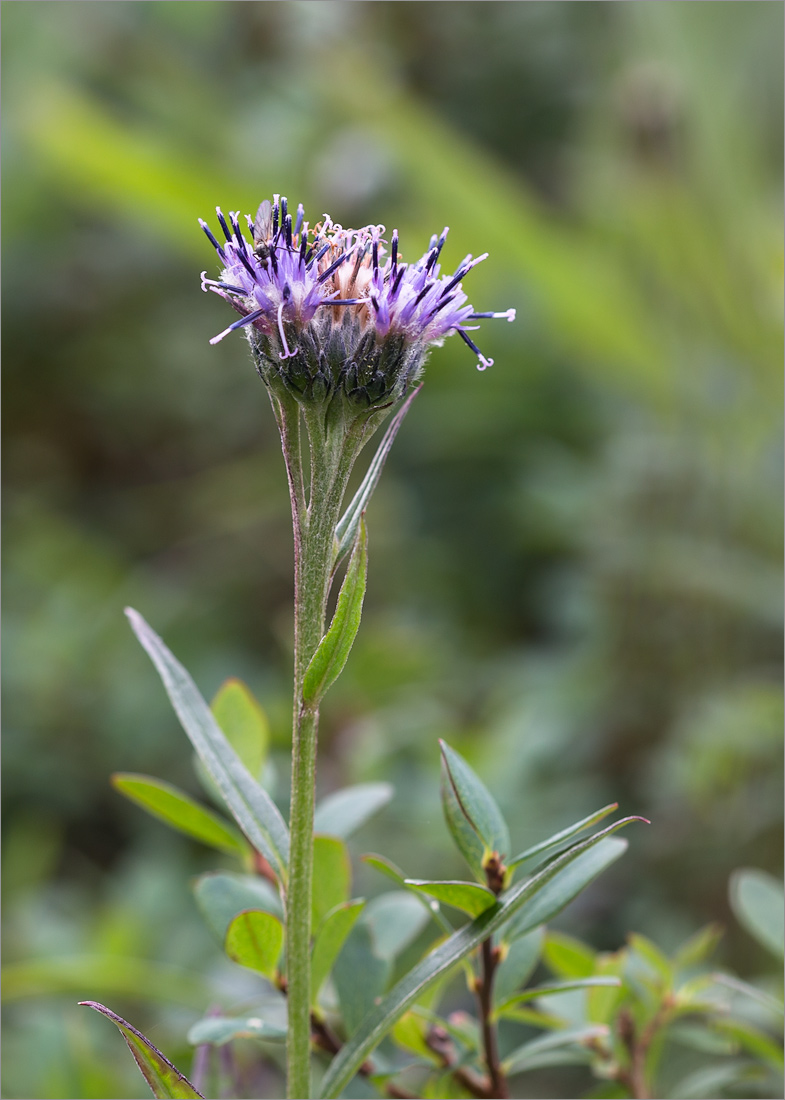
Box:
272, 198, 279, 236
391, 264, 406, 295
285, 214, 293, 249
199, 221, 226, 261
317, 250, 351, 283
294, 204, 304, 237
391, 231, 398, 272
280, 197, 288, 225
306, 242, 331, 270
216, 209, 232, 241
372, 239, 379, 272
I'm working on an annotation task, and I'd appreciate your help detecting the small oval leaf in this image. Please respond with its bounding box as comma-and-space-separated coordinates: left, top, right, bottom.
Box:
188, 1014, 287, 1046
193, 871, 282, 942
302, 521, 367, 707
405, 880, 498, 918
729, 868, 784, 959
112, 773, 246, 856
80, 1001, 203, 1098
224, 909, 284, 979
314, 782, 393, 839
439, 740, 509, 881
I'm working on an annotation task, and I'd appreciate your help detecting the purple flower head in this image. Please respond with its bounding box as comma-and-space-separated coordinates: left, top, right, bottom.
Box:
200, 196, 514, 408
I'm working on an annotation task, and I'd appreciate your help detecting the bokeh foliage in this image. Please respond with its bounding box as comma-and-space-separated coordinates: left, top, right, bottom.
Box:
2, 3, 782, 1098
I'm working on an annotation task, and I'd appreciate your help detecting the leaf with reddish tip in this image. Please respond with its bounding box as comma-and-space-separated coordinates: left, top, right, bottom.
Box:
80, 1001, 203, 1098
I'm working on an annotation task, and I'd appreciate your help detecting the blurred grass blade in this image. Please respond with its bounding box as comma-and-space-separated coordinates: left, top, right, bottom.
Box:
111, 773, 247, 857
313, 783, 393, 839
224, 910, 284, 980
319, 818, 642, 1097
502, 1024, 609, 1076
303, 521, 367, 707
333, 387, 421, 567
508, 803, 619, 878
3, 956, 207, 1007
495, 977, 622, 1016
311, 900, 366, 1003
405, 880, 497, 918
79, 1001, 203, 1098
188, 1015, 287, 1046
439, 740, 510, 880
125, 608, 289, 883
210, 678, 269, 780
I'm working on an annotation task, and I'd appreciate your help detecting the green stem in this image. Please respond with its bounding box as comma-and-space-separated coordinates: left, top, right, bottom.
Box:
279, 397, 371, 1100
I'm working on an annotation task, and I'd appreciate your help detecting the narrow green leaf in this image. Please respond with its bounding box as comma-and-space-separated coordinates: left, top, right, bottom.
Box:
302, 521, 367, 707
314, 782, 394, 839
312, 835, 351, 929
542, 931, 597, 978
332, 923, 391, 1036
496, 977, 622, 1016
311, 900, 366, 1003
502, 1025, 609, 1076
188, 1014, 287, 1046
111, 773, 246, 856
729, 868, 784, 959
439, 740, 509, 881
405, 880, 497, 918
333, 387, 420, 567
224, 910, 284, 980
392, 1011, 441, 1064
363, 891, 432, 961
628, 933, 673, 986
508, 803, 619, 878
80, 1001, 203, 1098
713, 1018, 785, 1070
708, 972, 784, 1017
672, 923, 724, 972
210, 678, 269, 779
126, 608, 289, 882
587, 954, 627, 1025
193, 871, 282, 942
318, 820, 641, 1097
493, 928, 545, 1008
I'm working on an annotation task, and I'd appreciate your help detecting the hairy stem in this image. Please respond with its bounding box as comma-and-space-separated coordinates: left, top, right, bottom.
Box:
281, 399, 371, 1100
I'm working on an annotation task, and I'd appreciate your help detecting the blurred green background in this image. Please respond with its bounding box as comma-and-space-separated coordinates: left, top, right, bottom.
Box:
2, 2, 782, 1098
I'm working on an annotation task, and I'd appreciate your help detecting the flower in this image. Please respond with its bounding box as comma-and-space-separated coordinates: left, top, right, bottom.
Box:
200, 196, 515, 408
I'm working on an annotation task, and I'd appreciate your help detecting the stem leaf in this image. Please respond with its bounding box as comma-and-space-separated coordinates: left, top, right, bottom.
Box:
79, 1001, 203, 1098
302, 521, 368, 708
507, 803, 619, 879
188, 1014, 287, 1046
193, 871, 282, 942
439, 740, 510, 881
318, 820, 641, 1098
333, 387, 420, 567
210, 678, 269, 780
111, 773, 247, 857
405, 880, 498, 918
502, 1024, 609, 1076
125, 608, 289, 882
311, 900, 366, 1003
312, 835, 352, 929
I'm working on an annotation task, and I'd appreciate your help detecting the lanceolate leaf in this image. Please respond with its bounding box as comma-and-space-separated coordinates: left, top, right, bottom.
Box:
312, 836, 351, 928
313, 782, 394, 839
302, 521, 367, 707
311, 900, 366, 1002
126, 609, 289, 883
210, 678, 269, 780
111, 773, 246, 856
502, 1025, 610, 1076
319, 820, 642, 1098
80, 1001, 203, 1099
495, 977, 622, 1017
333, 386, 421, 567
405, 880, 497, 918
188, 1014, 287, 1046
224, 910, 284, 979
507, 803, 619, 878
439, 740, 510, 881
